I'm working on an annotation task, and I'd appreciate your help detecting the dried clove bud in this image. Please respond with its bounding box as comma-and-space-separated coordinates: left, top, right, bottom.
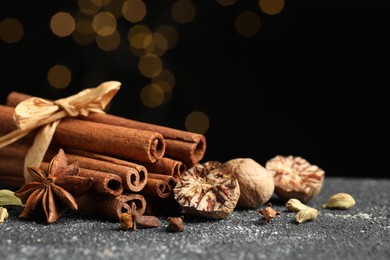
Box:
285, 198, 309, 212
0, 207, 9, 224
166, 216, 185, 232
295, 207, 319, 224
257, 203, 280, 224
134, 215, 161, 228
119, 213, 134, 230
322, 192, 356, 210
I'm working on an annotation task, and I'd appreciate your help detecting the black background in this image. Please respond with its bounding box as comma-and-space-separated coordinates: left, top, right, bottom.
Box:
1, 1, 389, 178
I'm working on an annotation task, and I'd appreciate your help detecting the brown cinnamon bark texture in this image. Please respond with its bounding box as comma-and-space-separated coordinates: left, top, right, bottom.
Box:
75, 192, 146, 220
0, 141, 147, 193
0, 155, 123, 196
139, 174, 175, 199
61, 148, 148, 192
7, 91, 206, 167
0, 105, 165, 163
141, 157, 187, 178
41, 162, 124, 196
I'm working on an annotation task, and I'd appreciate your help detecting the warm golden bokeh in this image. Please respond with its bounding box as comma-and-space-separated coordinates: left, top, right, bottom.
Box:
259, 0, 285, 15
235, 11, 261, 37
171, 0, 196, 24
185, 111, 210, 134
92, 11, 117, 36
50, 12, 75, 37
47, 65, 72, 89
155, 25, 179, 50
138, 54, 163, 78
96, 30, 120, 51
0, 18, 24, 44
151, 69, 175, 93
140, 83, 165, 108
103, 0, 125, 17
122, 0, 147, 23
78, 0, 103, 15
144, 33, 168, 56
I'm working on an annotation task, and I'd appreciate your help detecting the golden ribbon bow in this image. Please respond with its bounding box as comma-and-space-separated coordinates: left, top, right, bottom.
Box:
0, 81, 121, 182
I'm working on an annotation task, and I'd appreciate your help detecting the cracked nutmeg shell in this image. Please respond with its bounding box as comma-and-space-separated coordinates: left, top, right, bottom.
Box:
173, 161, 240, 220
265, 155, 325, 202
222, 158, 274, 209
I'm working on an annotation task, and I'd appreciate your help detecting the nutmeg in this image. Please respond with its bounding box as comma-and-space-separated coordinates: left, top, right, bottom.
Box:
222, 158, 274, 209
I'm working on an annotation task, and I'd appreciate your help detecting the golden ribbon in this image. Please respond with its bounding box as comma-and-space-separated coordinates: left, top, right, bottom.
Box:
0, 81, 121, 182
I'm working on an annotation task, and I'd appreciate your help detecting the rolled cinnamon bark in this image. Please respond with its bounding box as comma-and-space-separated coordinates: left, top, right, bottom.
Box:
0, 141, 148, 193
148, 173, 177, 191
75, 192, 146, 220
0, 105, 166, 163
139, 173, 176, 199
40, 162, 123, 196
6, 92, 206, 167
141, 157, 186, 178
62, 147, 148, 192
0, 150, 123, 196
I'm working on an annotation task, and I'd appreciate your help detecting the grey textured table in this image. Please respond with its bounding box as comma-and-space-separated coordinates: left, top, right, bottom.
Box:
1, 177, 390, 260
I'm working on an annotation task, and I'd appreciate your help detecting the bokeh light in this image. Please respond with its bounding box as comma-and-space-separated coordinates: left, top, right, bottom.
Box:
0, 18, 24, 44
122, 0, 147, 23
151, 69, 175, 93
144, 33, 168, 56
47, 65, 72, 89
78, 0, 103, 15
50, 12, 75, 37
140, 83, 165, 108
171, 0, 196, 24
185, 111, 210, 134
138, 54, 163, 78
92, 11, 117, 36
96, 30, 120, 51
235, 11, 261, 37
155, 25, 179, 50
259, 0, 285, 15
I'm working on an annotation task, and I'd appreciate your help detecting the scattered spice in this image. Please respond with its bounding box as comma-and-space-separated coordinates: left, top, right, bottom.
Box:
166, 216, 185, 232
295, 207, 319, 224
285, 198, 309, 212
0, 207, 9, 224
257, 203, 280, 224
14, 149, 93, 224
119, 212, 134, 230
134, 215, 161, 229
322, 192, 356, 210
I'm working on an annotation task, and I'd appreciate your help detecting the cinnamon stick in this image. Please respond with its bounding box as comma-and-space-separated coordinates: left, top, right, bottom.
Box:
0, 155, 123, 196
75, 192, 146, 221
139, 173, 176, 199
0, 141, 148, 193
148, 173, 177, 191
141, 157, 187, 178
6, 91, 206, 167
0, 105, 166, 163
61, 147, 148, 192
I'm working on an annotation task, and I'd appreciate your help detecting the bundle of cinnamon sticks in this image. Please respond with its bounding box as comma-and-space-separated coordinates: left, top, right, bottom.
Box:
0, 90, 206, 221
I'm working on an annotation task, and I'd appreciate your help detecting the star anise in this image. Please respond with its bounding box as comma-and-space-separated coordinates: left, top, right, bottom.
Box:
14, 148, 93, 224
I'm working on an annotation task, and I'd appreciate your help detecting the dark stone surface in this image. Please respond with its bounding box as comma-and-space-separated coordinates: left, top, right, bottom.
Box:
1, 177, 390, 260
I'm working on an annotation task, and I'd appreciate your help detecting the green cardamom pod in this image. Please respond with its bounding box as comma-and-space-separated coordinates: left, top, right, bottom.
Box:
322, 192, 356, 210
295, 207, 319, 224
0, 189, 24, 207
